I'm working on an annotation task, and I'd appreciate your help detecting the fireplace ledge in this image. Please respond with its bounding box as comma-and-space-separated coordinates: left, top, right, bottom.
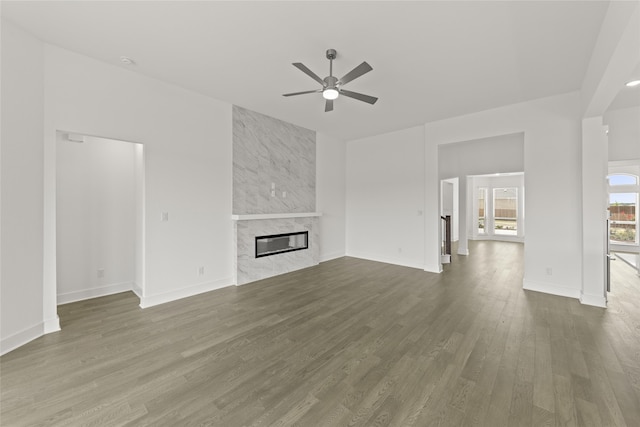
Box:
231, 212, 322, 221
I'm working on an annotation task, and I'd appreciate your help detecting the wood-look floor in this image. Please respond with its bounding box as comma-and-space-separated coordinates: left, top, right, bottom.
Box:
1, 241, 639, 426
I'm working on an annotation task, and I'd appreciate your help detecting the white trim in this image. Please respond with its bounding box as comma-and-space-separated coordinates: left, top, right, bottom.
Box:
610, 243, 639, 253
139, 277, 232, 308
231, 212, 322, 221
345, 252, 425, 270
132, 282, 143, 298
43, 316, 60, 334
523, 279, 581, 299
320, 250, 346, 262
580, 292, 607, 308
457, 249, 469, 256
57, 281, 133, 305
0, 322, 44, 356
608, 159, 640, 168
424, 263, 443, 274
469, 235, 525, 243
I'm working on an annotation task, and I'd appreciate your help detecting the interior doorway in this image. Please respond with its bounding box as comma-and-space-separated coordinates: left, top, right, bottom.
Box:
440, 179, 457, 264
55, 131, 145, 308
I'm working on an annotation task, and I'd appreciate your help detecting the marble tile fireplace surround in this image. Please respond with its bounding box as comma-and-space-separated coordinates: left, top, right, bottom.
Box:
232, 106, 320, 285
232, 213, 320, 285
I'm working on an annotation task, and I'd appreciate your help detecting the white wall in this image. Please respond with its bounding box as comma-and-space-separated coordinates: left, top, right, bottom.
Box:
605, 106, 640, 162
346, 126, 425, 269
438, 133, 525, 179
134, 143, 145, 297
56, 135, 137, 304
316, 132, 346, 261
43, 44, 233, 309
1, 20, 47, 354
425, 92, 584, 299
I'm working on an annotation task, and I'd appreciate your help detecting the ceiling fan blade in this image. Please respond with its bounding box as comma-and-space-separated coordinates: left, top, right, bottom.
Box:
325, 99, 334, 112
292, 63, 325, 86
340, 89, 378, 105
339, 62, 373, 85
283, 89, 322, 97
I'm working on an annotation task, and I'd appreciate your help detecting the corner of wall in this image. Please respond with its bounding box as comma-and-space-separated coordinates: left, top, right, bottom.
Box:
0, 322, 44, 356
579, 292, 607, 308
522, 278, 581, 300
139, 278, 233, 308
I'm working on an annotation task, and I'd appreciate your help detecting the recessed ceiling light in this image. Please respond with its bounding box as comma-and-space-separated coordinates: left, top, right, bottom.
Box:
120, 56, 135, 65
625, 79, 640, 87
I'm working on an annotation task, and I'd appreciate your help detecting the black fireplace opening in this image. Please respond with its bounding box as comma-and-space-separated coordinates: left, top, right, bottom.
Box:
255, 231, 308, 258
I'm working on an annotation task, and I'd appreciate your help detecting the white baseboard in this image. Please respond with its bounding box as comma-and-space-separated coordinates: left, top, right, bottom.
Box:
580, 292, 607, 308
522, 279, 581, 299
423, 257, 443, 273
0, 322, 44, 356
345, 251, 425, 270
470, 236, 525, 243
320, 250, 346, 263
132, 282, 143, 298
57, 281, 133, 305
44, 315, 60, 334
139, 277, 232, 308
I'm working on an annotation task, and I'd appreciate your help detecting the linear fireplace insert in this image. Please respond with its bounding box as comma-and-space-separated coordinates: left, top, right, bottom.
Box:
255, 231, 308, 258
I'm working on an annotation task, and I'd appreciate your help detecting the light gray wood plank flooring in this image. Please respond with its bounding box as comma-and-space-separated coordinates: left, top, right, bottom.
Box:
1, 241, 639, 426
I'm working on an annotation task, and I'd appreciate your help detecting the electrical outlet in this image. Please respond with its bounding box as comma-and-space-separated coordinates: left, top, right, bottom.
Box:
161, 212, 169, 222
198, 266, 205, 276
546, 267, 552, 276
97, 268, 105, 278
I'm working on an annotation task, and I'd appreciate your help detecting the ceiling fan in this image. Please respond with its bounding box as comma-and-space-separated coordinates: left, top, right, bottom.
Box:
283, 49, 378, 112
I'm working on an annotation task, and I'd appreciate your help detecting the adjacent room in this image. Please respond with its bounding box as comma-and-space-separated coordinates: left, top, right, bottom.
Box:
1, 1, 639, 425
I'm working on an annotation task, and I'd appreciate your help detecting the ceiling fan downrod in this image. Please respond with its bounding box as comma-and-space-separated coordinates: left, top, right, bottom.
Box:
326, 49, 336, 78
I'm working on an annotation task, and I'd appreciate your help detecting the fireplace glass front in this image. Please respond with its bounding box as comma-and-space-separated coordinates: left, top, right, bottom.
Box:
255, 231, 308, 258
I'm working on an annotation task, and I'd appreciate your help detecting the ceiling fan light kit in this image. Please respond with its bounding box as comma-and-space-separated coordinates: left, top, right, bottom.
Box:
284, 49, 377, 112
322, 88, 339, 100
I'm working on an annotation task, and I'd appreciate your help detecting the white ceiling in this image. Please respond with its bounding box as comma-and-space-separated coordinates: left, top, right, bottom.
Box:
2, 1, 629, 141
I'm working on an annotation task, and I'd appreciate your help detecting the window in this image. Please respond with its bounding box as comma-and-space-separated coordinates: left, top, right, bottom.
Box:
493, 188, 517, 236
608, 173, 639, 246
609, 193, 637, 245
609, 174, 638, 186
478, 188, 487, 234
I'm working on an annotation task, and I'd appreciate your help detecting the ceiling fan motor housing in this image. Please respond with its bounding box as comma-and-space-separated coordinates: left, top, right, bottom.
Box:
326, 49, 337, 60
324, 75, 338, 89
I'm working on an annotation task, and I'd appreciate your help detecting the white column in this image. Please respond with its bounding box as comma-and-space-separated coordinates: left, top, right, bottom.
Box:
580, 117, 608, 307
424, 125, 442, 273
457, 176, 469, 255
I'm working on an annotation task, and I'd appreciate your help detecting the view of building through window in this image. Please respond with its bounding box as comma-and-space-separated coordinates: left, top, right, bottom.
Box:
608, 174, 638, 245
494, 188, 517, 235
609, 192, 637, 244
478, 188, 486, 234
